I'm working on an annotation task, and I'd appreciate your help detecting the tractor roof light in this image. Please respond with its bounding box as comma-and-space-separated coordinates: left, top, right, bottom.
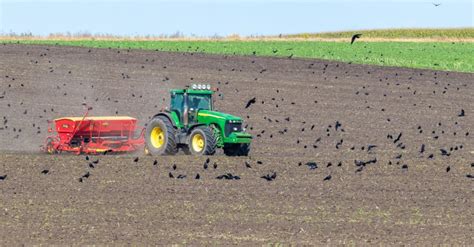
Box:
191, 83, 212, 90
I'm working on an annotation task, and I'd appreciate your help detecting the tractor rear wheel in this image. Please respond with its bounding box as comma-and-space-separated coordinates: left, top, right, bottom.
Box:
145, 116, 177, 155
223, 143, 250, 156
188, 126, 216, 155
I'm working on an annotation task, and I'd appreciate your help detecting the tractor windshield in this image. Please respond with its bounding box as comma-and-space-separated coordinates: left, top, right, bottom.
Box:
188, 94, 212, 111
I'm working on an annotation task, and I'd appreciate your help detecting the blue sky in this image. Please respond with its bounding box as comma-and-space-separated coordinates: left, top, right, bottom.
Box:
0, 0, 472, 36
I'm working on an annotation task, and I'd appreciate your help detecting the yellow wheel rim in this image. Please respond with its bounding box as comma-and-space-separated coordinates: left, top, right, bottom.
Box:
150, 126, 165, 149
192, 133, 205, 153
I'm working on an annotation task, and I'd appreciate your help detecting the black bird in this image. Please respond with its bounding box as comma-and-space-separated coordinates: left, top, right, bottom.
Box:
172, 164, 177, 170
432, 3, 441, 7
245, 161, 252, 168
153, 160, 158, 166
401, 164, 408, 170
458, 109, 465, 117
257, 161, 263, 165
440, 149, 450, 156
41, 169, 49, 175
351, 34, 362, 44
0, 174, 7, 180
92, 159, 99, 164
306, 162, 318, 170
335, 121, 342, 131
85, 156, 89, 161
89, 163, 95, 168
394, 132, 402, 143
205, 157, 210, 165
355, 167, 364, 173
428, 154, 434, 159
420, 144, 425, 154
270, 172, 277, 180
213, 163, 218, 169
82, 171, 90, 178
169, 172, 174, 178
367, 145, 377, 152
261, 174, 273, 181
467, 174, 474, 179
203, 162, 208, 170
78, 177, 83, 183
177, 174, 186, 179
195, 173, 200, 179
133, 157, 139, 162
446, 166, 451, 172
323, 174, 332, 181
245, 97, 257, 109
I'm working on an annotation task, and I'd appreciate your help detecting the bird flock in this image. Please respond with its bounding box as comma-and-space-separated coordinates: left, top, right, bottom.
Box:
0, 43, 473, 184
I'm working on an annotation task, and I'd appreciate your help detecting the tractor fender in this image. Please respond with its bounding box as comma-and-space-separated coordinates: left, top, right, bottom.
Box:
152, 112, 177, 128
187, 123, 208, 135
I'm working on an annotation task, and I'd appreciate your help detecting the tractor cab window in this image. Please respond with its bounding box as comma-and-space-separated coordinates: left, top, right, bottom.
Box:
188, 94, 212, 111
170, 93, 184, 119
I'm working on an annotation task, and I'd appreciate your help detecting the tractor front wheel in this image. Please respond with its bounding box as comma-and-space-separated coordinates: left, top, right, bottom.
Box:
145, 116, 177, 155
188, 126, 216, 155
223, 143, 250, 156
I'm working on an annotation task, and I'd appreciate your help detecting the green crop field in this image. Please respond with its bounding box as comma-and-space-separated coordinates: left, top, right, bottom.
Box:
283, 28, 474, 39
3, 39, 474, 73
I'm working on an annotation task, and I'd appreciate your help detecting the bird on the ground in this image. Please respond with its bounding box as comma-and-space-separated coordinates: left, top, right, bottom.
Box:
213, 163, 217, 169
0, 174, 7, 180
41, 169, 49, 175
195, 173, 200, 179
153, 160, 158, 166
261, 172, 276, 181
169, 172, 174, 178
305, 162, 318, 170
245, 97, 257, 109
89, 163, 95, 168
402, 164, 408, 170
458, 109, 465, 117
394, 132, 402, 143
351, 34, 362, 44
367, 145, 377, 152
133, 157, 139, 162
82, 171, 90, 178
245, 161, 251, 168
420, 144, 425, 154
446, 166, 451, 172
323, 174, 332, 181
177, 174, 186, 179
172, 164, 177, 170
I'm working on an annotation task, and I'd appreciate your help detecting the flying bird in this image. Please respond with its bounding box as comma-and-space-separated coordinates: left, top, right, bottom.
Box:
432, 3, 441, 7
351, 34, 362, 44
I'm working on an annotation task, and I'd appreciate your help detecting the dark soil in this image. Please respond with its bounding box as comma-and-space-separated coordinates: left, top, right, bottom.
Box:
0, 44, 473, 244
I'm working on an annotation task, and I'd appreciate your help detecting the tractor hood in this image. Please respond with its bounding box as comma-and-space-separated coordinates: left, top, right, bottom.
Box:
197, 110, 242, 122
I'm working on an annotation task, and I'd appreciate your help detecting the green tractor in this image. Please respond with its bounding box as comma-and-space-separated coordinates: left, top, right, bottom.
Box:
145, 84, 252, 156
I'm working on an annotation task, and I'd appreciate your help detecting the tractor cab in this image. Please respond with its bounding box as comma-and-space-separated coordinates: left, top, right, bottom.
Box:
169, 84, 213, 127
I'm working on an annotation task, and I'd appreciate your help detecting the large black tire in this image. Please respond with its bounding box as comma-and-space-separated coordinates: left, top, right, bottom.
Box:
223, 143, 250, 156
188, 126, 216, 155
145, 116, 177, 155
